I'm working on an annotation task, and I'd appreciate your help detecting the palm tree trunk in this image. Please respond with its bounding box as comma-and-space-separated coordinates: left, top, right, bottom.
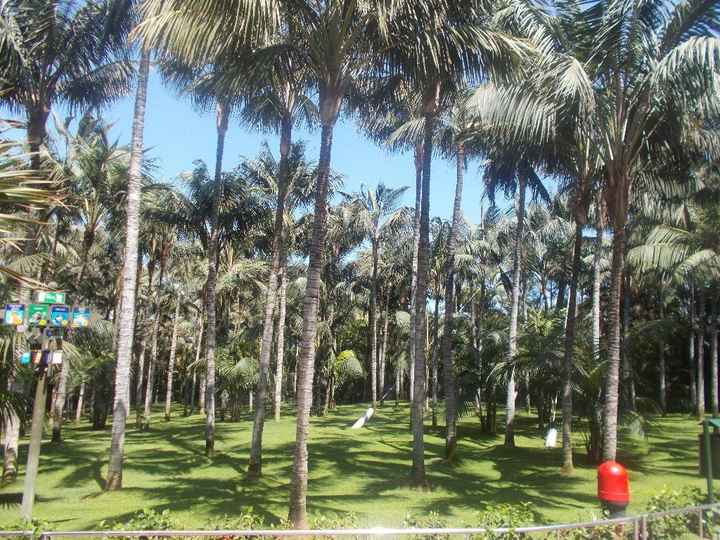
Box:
27, 106, 49, 170
379, 289, 390, 402
21, 365, 49, 519
602, 220, 627, 462
698, 289, 707, 418
288, 107, 338, 527
369, 239, 379, 408
249, 117, 292, 477
690, 285, 698, 410
592, 227, 602, 361
708, 306, 718, 415
205, 101, 229, 457
431, 293, 440, 428
659, 337, 667, 414
2, 399, 19, 481
561, 218, 583, 473
106, 46, 150, 490
164, 297, 182, 421
440, 141, 464, 460
505, 174, 526, 449
199, 372, 206, 413
135, 254, 156, 424
621, 273, 635, 412
409, 142, 423, 404
274, 258, 288, 421
51, 361, 70, 442
194, 316, 204, 414
143, 248, 168, 430
411, 88, 438, 486
75, 383, 86, 424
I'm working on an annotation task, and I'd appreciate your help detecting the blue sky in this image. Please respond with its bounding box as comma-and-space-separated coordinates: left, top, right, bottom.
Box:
101, 70, 496, 223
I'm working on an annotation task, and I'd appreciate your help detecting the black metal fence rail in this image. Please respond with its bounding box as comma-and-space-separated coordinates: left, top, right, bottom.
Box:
2, 503, 719, 540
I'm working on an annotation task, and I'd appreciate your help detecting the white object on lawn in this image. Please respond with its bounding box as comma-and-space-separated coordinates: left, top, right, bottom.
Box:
351, 407, 375, 429
545, 427, 558, 448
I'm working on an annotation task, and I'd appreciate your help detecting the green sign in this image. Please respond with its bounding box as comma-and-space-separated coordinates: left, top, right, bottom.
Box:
28, 304, 49, 326
35, 291, 66, 304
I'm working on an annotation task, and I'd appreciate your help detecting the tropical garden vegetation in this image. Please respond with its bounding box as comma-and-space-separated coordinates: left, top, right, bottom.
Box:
0, 0, 719, 531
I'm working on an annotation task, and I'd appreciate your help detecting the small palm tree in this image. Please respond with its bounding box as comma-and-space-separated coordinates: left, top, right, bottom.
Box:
344, 183, 408, 409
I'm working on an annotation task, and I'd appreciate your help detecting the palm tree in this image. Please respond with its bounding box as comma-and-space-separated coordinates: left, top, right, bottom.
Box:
484, 153, 549, 448
241, 61, 315, 475
496, 0, 720, 461
630, 172, 720, 416
435, 92, 482, 459
344, 183, 408, 409
240, 143, 315, 427
378, 0, 527, 483
164, 293, 183, 421
0, 0, 133, 166
106, 43, 151, 491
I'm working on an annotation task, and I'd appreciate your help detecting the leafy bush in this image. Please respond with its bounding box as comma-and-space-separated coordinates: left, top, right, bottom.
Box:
471, 503, 534, 540
645, 486, 703, 539
0, 518, 49, 540
200, 509, 269, 540
401, 511, 449, 540
310, 511, 360, 530
99, 508, 176, 539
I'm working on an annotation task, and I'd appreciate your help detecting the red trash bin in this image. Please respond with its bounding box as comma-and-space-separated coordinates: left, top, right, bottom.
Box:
598, 461, 630, 517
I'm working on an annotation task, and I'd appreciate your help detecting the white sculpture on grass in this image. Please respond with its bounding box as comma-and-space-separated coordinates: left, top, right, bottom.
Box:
351, 407, 375, 429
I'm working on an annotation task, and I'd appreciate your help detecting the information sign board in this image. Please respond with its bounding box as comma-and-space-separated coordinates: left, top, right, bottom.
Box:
3, 304, 25, 325
72, 307, 90, 328
49, 304, 70, 327
28, 304, 49, 326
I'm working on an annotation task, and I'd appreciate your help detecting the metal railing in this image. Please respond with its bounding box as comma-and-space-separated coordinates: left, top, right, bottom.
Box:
2, 503, 719, 540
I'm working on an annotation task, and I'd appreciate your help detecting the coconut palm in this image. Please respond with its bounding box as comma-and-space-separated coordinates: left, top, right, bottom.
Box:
0, 0, 133, 166
106, 40, 151, 491
240, 143, 315, 427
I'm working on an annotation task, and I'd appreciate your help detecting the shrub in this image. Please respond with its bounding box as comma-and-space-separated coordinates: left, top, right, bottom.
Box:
471, 503, 534, 540
99, 508, 176, 540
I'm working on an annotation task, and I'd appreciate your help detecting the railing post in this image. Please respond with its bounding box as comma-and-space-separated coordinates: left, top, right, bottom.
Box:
640, 515, 647, 540
633, 518, 639, 540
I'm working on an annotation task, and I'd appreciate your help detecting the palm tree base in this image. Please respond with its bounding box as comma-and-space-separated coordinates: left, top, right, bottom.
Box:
105, 473, 122, 491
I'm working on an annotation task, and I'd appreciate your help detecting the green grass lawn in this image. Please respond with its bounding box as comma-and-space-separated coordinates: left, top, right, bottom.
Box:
0, 403, 710, 530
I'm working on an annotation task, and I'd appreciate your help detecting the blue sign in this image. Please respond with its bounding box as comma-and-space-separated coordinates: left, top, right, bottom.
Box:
20, 352, 30, 365
72, 307, 90, 328
49, 304, 70, 327
3, 304, 25, 326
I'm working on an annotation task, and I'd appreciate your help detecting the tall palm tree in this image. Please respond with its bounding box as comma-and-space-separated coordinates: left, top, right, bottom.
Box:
137, 0, 280, 458
435, 92, 481, 459
344, 183, 408, 408
240, 143, 315, 427
378, 0, 527, 483
484, 154, 549, 448
239, 56, 315, 477
106, 43, 151, 490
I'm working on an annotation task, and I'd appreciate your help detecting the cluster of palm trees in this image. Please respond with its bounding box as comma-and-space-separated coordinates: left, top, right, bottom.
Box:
0, 0, 719, 529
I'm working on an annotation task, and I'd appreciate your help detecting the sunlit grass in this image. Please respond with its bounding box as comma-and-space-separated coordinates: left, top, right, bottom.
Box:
0, 403, 709, 530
